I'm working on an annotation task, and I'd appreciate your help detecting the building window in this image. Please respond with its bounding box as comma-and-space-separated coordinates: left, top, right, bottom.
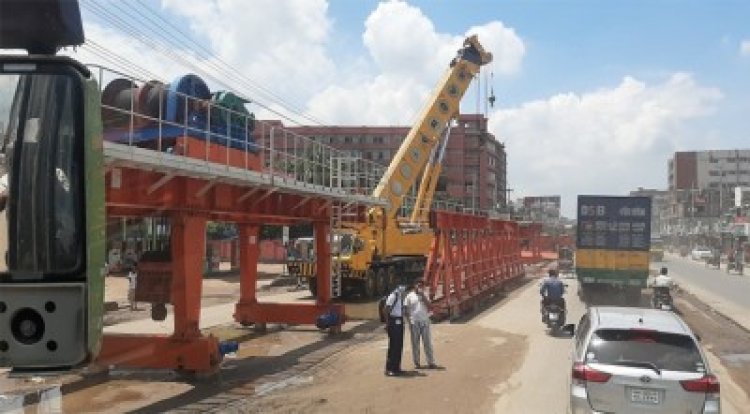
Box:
373, 136, 384, 144
344, 136, 353, 144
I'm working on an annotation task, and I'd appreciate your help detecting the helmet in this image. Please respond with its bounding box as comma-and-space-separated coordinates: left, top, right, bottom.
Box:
660, 267, 668, 275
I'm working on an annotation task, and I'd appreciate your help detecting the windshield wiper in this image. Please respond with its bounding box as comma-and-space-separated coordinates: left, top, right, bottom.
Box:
611, 360, 661, 375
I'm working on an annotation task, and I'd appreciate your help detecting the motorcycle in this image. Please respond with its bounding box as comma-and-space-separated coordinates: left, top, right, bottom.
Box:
726, 259, 744, 274
651, 286, 673, 311
543, 301, 566, 333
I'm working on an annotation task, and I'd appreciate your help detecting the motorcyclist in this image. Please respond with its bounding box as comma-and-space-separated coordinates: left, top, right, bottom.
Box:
540, 268, 565, 323
651, 267, 673, 307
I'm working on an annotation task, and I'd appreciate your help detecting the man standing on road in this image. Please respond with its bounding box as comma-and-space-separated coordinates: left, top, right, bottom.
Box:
404, 279, 438, 369
384, 283, 406, 376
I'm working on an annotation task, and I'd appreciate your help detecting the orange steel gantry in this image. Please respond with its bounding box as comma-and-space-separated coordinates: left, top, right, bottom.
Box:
92, 65, 383, 374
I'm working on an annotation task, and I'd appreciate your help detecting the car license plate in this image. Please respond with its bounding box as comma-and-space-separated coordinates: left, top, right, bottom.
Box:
549, 313, 559, 321
630, 388, 660, 405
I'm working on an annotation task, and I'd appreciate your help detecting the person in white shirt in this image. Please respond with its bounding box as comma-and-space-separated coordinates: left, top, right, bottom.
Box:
384, 284, 406, 376
404, 279, 437, 369
652, 267, 673, 288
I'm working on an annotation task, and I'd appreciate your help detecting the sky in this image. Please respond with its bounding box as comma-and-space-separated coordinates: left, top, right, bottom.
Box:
63, 0, 750, 217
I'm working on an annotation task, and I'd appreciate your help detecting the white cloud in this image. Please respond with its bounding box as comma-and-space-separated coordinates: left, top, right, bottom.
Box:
59, 1, 525, 126
309, 0, 526, 124
741, 39, 750, 56
64, 23, 196, 82
161, 0, 335, 108
490, 73, 722, 216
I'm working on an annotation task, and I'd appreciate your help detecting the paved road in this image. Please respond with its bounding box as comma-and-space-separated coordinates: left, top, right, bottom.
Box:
480, 273, 748, 414
660, 253, 750, 329
478, 274, 586, 413
4, 270, 749, 413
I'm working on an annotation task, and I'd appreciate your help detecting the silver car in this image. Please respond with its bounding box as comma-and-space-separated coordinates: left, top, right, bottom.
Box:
570, 307, 720, 414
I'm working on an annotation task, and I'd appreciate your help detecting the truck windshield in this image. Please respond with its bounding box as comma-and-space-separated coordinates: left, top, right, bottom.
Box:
0, 73, 83, 278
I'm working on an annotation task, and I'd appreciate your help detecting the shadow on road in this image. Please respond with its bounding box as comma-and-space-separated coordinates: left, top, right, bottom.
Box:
130, 320, 382, 413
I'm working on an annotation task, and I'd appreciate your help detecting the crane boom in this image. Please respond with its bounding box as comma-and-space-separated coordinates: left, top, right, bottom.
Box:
371, 35, 492, 221
410, 125, 451, 224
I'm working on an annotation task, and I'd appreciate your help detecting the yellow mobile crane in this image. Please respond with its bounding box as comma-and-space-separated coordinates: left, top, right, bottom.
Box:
328, 35, 492, 298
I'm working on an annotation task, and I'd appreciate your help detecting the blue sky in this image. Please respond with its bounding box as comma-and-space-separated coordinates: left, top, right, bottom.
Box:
75, 0, 750, 215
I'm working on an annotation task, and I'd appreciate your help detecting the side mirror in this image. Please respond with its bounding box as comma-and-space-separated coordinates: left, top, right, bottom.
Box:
562, 323, 575, 337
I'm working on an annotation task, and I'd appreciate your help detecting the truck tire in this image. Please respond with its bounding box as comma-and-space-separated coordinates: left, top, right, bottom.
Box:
362, 270, 377, 299
376, 268, 388, 296
386, 266, 398, 291
308, 277, 318, 297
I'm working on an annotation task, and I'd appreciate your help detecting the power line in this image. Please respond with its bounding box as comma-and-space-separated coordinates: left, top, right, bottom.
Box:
81, 0, 327, 126
129, 0, 327, 125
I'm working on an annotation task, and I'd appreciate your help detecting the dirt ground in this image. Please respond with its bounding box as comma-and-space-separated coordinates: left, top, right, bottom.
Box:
231, 323, 528, 414
675, 287, 750, 400
103, 263, 288, 326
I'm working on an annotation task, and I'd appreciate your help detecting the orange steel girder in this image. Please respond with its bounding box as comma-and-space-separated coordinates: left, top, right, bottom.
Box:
105, 167, 337, 223
424, 211, 524, 319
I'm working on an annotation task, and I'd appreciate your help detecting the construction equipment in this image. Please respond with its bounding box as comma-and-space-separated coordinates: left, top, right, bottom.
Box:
0, 0, 387, 373
285, 36, 492, 299
321, 36, 493, 298
0, 0, 105, 370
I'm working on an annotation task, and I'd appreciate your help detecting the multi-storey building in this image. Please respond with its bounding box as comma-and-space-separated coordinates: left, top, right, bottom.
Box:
666, 150, 750, 235
669, 150, 750, 210
629, 188, 669, 236
260, 114, 508, 211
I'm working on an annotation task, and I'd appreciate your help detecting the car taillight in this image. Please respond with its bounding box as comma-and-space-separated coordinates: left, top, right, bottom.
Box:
680, 375, 720, 393
572, 363, 611, 383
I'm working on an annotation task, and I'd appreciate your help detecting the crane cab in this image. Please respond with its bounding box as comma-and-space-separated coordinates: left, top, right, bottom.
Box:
0, 0, 105, 371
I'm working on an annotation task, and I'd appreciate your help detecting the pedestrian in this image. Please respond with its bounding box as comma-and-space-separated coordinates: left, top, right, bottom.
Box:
127, 269, 139, 310
383, 283, 406, 376
404, 279, 438, 369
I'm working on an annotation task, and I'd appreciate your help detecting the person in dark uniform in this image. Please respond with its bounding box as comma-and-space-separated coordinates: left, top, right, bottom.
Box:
384, 284, 406, 376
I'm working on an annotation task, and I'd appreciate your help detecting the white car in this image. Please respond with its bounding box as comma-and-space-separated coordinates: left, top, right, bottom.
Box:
570, 307, 719, 414
691, 247, 712, 261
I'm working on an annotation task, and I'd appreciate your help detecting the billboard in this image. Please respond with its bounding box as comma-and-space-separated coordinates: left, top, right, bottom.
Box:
576, 196, 652, 251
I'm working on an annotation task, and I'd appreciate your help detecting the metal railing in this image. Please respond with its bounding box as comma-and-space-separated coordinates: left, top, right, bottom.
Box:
89, 65, 387, 200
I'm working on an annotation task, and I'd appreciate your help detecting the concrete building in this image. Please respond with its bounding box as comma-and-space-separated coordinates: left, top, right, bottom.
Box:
629, 188, 669, 236
669, 150, 750, 211
521, 196, 561, 223
261, 114, 508, 211
665, 150, 750, 236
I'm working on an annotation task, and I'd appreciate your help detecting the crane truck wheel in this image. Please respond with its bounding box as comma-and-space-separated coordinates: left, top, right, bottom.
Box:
376, 268, 388, 296
308, 276, 318, 297
386, 266, 398, 291
362, 271, 377, 299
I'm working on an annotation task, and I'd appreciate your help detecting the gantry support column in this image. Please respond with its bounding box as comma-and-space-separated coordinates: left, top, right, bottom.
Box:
98, 213, 220, 373
314, 221, 332, 304
234, 224, 261, 327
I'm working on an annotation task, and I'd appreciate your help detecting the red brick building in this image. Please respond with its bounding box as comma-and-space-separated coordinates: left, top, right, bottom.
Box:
260, 114, 508, 211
